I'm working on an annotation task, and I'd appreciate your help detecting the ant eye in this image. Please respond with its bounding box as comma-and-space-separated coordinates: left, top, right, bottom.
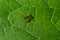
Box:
24, 14, 34, 22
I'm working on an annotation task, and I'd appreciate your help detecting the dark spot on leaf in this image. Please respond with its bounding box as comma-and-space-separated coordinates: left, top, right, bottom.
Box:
24, 14, 34, 22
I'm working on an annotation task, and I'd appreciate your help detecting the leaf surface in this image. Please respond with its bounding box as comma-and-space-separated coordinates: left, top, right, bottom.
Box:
0, 0, 60, 40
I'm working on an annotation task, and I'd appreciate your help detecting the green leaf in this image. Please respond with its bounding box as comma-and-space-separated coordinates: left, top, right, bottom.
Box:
16, 0, 49, 7
4, 26, 36, 40
45, 0, 60, 8
0, 8, 11, 40
0, 0, 21, 12
0, 0, 60, 40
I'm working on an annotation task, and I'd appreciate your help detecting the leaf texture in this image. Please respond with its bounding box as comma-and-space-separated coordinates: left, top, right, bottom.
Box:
0, 0, 60, 40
